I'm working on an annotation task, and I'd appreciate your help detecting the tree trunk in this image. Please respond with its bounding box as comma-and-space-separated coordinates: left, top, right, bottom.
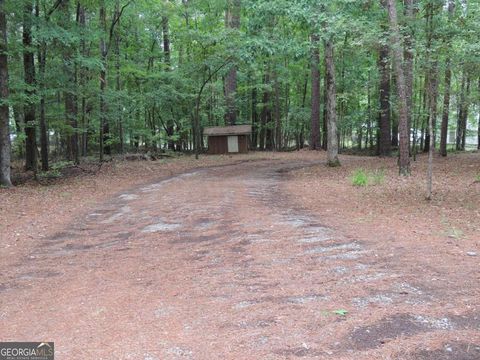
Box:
77, 2, 88, 156
367, 71, 373, 150
478, 77, 480, 150
378, 44, 391, 156
251, 86, 258, 149
425, 3, 439, 200
461, 77, 470, 151
261, 71, 272, 151
224, 0, 240, 125
423, 3, 439, 153
440, 58, 451, 157
59, 0, 79, 164
299, 71, 308, 149
456, 71, 470, 151
386, 0, 410, 175
403, 0, 416, 150
273, 72, 281, 150
324, 39, 340, 166
0, 0, 11, 187
115, 0, 123, 154
426, 63, 438, 200
99, 0, 109, 160
439, 0, 455, 157
310, 34, 321, 150
23, 0, 37, 171
412, 78, 420, 160
162, 15, 175, 151
162, 17, 171, 67
36, 1, 48, 171
426, 99, 434, 200
428, 62, 439, 148
322, 67, 328, 150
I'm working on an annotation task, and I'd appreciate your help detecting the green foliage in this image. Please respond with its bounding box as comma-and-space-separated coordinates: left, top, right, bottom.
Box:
38, 169, 62, 179
2, 0, 479, 165
332, 309, 348, 317
371, 169, 385, 185
351, 169, 368, 186
51, 161, 74, 171
351, 168, 385, 187
38, 160, 74, 179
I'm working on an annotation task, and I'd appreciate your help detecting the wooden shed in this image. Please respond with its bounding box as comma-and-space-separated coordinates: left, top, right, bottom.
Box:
204, 125, 252, 155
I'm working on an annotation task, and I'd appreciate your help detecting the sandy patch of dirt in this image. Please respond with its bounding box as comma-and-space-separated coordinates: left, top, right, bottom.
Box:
0, 154, 277, 273
283, 150, 480, 358
0, 151, 478, 359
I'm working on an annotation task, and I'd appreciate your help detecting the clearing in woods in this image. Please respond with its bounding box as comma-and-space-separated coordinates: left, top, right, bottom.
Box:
0, 152, 479, 359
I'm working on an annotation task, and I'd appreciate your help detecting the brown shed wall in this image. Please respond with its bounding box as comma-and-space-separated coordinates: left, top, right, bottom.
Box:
208, 136, 228, 154
207, 135, 249, 154
238, 135, 249, 153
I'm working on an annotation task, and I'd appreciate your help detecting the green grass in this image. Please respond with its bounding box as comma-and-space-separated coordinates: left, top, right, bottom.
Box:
51, 160, 74, 171
371, 169, 385, 185
37, 160, 74, 179
351, 168, 386, 187
38, 169, 62, 179
476, 173, 480, 183
351, 169, 368, 187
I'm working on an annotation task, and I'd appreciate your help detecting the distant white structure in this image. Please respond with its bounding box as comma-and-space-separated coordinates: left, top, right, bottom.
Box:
448, 124, 478, 147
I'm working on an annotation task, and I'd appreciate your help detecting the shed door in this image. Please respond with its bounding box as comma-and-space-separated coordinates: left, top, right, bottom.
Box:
227, 136, 239, 153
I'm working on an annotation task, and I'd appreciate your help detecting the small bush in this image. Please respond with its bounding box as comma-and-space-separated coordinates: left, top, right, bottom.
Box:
352, 169, 368, 187
38, 169, 62, 179
371, 169, 386, 185
351, 168, 386, 187
51, 161, 74, 171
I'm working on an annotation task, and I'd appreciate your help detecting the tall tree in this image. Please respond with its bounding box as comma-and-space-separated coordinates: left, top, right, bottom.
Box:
478, 77, 480, 150
77, 1, 88, 157
456, 70, 470, 151
378, 43, 391, 156
251, 86, 258, 148
322, 67, 327, 150
23, 0, 37, 171
325, 39, 339, 166
114, 0, 123, 154
259, 70, 270, 151
403, 0, 416, 150
310, 34, 321, 150
439, 0, 455, 157
162, 14, 175, 150
99, 0, 130, 160
423, 1, 440, 153
59, 0, 79, 164
273, 71, 282, 150
36, 0, 49, 171
386, 0, 410, 175
224, 0, 240, 125
99, 0, 108, 160
0, 0, 11, 187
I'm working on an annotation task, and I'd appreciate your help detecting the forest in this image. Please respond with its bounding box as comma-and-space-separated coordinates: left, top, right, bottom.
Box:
0, 0, 478, 189
1, 1, 480, 357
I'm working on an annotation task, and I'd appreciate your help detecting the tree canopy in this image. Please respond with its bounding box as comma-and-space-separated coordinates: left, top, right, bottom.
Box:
0, 0, 479, 186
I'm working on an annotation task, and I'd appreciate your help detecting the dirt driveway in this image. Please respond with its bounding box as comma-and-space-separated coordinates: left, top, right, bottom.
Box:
1, 158, 479, 359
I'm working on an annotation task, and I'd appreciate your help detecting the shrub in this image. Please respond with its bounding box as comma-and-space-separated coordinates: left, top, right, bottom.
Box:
371, 169, 385, 185
38, 169, 62, 179
351, 168, 386, 187
352, 169, 368, 187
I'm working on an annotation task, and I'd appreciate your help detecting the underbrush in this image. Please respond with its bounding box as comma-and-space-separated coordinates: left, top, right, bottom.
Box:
351, 168, 385, 187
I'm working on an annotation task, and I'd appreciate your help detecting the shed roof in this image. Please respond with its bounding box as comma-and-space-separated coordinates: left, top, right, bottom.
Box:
204, 125, 252, 136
